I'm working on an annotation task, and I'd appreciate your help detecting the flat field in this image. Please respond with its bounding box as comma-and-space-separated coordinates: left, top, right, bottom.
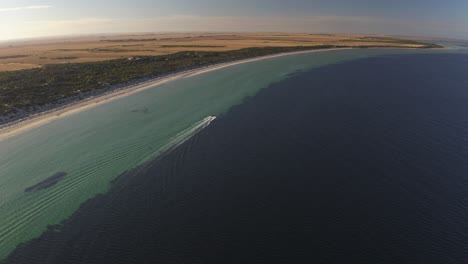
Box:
0, 33, 439, 71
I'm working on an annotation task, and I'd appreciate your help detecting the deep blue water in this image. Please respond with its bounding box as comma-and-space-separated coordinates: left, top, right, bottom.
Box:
4, 53, 468, 263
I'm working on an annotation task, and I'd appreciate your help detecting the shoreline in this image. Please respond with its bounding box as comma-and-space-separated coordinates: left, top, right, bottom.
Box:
2, 45, 448, 141
3, 49, 466, 264
0, 47, 347, 141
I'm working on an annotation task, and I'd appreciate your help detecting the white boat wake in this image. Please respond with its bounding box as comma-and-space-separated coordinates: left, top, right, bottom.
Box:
137, 116, 217, 169
157, 115, 216, 155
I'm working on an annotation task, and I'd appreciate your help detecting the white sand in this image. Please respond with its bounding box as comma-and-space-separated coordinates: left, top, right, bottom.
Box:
0, 48, 349, 141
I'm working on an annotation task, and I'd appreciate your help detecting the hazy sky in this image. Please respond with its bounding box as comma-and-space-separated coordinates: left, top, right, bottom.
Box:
1, 0, 467, 40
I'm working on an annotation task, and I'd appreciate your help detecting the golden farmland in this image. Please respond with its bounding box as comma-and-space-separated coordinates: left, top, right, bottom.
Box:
0, 33, 438, 72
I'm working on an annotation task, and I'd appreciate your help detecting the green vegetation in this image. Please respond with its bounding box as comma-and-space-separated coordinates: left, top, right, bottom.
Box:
52, 56, 79, 60
54, 48, 155, 53
0, 44, 441, 123
100, 38, 161, 42
159, 45, 226, 48
0, 55, 29, 60
346, 36, 444, 48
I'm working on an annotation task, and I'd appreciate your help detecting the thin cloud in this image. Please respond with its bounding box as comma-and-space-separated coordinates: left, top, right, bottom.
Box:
0, 5, 51, 12
4, 15, 467, 40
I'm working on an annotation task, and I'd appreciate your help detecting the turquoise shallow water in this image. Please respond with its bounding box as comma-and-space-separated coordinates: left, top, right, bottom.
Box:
0, 48, 450, 258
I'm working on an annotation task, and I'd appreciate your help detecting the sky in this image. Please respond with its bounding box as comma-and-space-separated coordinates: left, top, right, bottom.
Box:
1, 0, 468, 41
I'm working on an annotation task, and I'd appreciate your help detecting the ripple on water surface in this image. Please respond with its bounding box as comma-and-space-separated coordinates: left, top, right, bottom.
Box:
2, 52, 468, 263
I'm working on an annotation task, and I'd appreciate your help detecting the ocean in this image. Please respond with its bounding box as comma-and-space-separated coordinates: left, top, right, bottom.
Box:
1, 50, 468, 263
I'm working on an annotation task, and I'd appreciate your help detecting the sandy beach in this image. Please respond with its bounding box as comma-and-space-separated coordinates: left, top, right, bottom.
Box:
0, 48, 348, 141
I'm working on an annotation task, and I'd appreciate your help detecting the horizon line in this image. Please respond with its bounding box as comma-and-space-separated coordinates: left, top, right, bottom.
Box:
1, 31, 466, 44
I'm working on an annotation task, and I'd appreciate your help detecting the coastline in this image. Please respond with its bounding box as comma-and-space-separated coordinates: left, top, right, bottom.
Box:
0, 48, 349, 141
4, 52, 467, 263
